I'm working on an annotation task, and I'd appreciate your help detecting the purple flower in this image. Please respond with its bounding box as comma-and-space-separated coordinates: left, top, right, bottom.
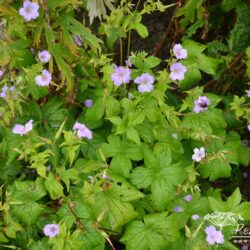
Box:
134, 73, 154, 93
192, 214, 199, 220
192, 147, 206, 162
73, 121, 92, 139
38, 50, 51, 63
0, 86, 8, 98
174, 206, 183, 213
247, 90, 250, 98
193, 96, 211, 113
183, 194, 192, 202
205, 225, 224, 245
12, 120, 33, 136
241, 245, 249, 250
248, 124, 250, 131
84, 99, 93, 107
43, 224, 60, 238
173, 44, 188, 59
19, 0, 39, 21
35, 70, 52, 87
169, 63, 187, 81
0, 86, 16, 98
73, 35, 83, 47
111, 66, 131, 86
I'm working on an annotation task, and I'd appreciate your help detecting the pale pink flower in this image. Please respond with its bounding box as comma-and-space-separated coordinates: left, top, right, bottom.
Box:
12, 120, 33, 136
19, 0, 39, 21
73, 121, 92, 139
43, 224, 60, 238
205, 225, 224, 245
38, 50, 51, 63
35, 70, 52, 86
173, 44, 188, 59
192, 147, 206, 162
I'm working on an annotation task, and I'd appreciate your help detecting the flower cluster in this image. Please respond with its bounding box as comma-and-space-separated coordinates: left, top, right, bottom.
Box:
12, 120, 33, 136
192, 147, 206, 162
205, 225, 224, 245
19, 0, 39, 21
134, 73, 155, 93
170, 44, 187, 81
193, 96, 211, 113
73, 122, 92, 139
43, 224, 60, 238
0, 86, 16, 98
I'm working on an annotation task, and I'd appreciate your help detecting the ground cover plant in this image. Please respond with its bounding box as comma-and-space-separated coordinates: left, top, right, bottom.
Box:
0, 0, 250, 249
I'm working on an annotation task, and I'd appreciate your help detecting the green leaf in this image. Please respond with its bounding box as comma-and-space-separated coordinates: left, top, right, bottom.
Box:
121, 213, 179, 250
127, 127, 140, 144
83, 174, 143, 229
101, 135, 143, 177
44, 172, 64, 200
227, 188, 241, 210
131, 160, 186, 210
199, 158, 231, 181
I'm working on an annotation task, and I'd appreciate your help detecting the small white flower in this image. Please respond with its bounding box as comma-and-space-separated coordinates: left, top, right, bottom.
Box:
192, 147, 206, 162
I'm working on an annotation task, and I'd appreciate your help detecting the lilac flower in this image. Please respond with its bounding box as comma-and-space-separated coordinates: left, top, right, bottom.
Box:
241, 245, 249, 250
19, 0, 39, 21
111, 66, 131, 86
169, 63, 187, 81
183, 194, 192, 202
35, 70, 52, 87
9, 86, 16, 91
173, 44, 188, 59
247, 90, 250, 98
192, 147, 206, 162
73, 121, 92, 139
0, 86, 8, 98
248, 124, 250, 131
84, 99, 93, 107
193, 96, 211, 113
0, 86, 16, 98
174, 206, 183, 213
205, 225, 224, 245
12, 120, 33, 136
134, 73, 154, 93
43, 224, 60, 238
38, 50, 51, 63
192, 214, 199, 220
73, 35, 83, 47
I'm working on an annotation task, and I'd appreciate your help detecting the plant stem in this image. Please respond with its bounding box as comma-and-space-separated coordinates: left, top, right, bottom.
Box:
119, 36, 123, 65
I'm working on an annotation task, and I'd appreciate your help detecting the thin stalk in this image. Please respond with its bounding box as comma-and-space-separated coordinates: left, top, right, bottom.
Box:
119, 36, 123, 65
